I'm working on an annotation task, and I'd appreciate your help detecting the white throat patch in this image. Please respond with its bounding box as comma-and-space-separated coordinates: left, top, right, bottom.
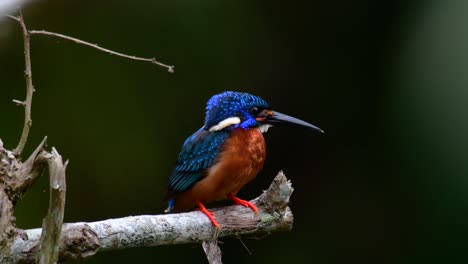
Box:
258, 124, 272, 133
209, 117, 241, 132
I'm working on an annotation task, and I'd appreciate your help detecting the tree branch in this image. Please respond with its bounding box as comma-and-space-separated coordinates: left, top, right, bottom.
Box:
38, 148, 68, 264
9, 172, 294, 263
0, 141, 18, 261
0, 138, 69, 264
6, 10, 175, 156
202, 240, 222, 264
11, 137, 48, 197
29, 30, 175, 73
8, 11, 33, 156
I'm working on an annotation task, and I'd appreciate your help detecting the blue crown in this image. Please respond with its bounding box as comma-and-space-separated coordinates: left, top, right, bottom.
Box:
204, 91, 270, 129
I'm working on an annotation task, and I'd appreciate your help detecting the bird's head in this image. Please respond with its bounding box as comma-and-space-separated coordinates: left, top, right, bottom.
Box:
204, 91, 323, 133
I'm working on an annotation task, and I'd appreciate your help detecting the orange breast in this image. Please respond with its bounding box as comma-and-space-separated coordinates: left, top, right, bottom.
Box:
173, 128, 266, 212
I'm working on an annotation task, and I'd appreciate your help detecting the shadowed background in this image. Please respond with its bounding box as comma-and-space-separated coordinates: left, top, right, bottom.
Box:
1, 0, 468, 263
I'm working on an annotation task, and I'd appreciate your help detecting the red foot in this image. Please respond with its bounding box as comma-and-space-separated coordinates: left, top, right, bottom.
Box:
197, 201, 221, 229
227, 193, 258, 214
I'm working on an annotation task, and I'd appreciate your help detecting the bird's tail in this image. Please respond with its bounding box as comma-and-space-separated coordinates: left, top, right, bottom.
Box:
164, 198, 175, 213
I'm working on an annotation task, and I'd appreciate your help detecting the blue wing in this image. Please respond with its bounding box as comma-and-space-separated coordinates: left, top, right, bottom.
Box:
168, 127, 229, 193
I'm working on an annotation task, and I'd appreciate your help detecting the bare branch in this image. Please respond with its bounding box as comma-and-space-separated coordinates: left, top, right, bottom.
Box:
38, 148, 67, 264
0, 189, 15, 261
7, 11, 175, 154
0, 143, 16, 261
12, 99, 26, 106
10, 137, 48, 198
202, 240, 222, 264
0, 138, 49, 262
9, 172, 294, 263
5, 15, 19, 22
8, 11, 34, 156
29, 30, 175, 73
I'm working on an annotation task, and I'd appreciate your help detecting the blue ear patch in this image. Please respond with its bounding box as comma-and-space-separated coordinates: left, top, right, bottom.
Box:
167, 128, 229, 193
239, 116, 257, 130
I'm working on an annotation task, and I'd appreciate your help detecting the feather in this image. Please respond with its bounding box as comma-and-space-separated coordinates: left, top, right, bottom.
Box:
167, 128, 229, 194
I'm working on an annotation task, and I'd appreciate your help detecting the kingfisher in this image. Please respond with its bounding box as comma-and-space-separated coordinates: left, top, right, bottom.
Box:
164, 91, 323, 229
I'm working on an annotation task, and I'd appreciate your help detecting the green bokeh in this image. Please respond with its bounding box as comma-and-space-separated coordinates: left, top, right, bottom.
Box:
2, 0, 468, 263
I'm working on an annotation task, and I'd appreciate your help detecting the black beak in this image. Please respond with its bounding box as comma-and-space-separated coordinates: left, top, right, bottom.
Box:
264, 111, 324, 133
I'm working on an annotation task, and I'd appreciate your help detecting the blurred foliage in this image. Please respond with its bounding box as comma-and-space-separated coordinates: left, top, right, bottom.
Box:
1, 0, 468, 263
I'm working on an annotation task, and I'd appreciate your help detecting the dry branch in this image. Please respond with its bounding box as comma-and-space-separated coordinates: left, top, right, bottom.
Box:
0, 138, 56, 263
38, 148, 68, 264
8, 11, 34, 156
28, 30, 175, 73
9, 172, 294, 263
202, 240, 222, 264
7, 14, 174, 73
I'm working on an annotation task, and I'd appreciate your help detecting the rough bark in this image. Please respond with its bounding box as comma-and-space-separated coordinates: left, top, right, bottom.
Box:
38, 148, 68, 264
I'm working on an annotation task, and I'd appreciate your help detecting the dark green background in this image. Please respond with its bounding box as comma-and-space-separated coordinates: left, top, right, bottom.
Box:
2, 0, 468, 263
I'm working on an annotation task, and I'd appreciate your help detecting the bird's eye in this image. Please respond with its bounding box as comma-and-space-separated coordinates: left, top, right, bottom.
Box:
250, 107, 261, 116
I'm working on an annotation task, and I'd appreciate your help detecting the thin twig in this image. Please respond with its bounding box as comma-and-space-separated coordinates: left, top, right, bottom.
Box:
8, 11, 34, 157
238, 238, 252, 256
12, 99, 26, 106
6, 14, 19, 22
29, 30, 175, 73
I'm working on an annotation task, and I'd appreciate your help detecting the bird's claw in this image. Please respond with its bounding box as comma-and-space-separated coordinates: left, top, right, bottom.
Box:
197, 201, 221, 229
227, 193, 259, 214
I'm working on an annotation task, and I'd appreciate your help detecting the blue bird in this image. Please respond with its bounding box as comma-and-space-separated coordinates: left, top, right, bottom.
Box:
164, 91, 323, 229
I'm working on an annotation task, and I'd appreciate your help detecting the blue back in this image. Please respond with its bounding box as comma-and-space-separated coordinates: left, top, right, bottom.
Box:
168, 128, 229, 193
